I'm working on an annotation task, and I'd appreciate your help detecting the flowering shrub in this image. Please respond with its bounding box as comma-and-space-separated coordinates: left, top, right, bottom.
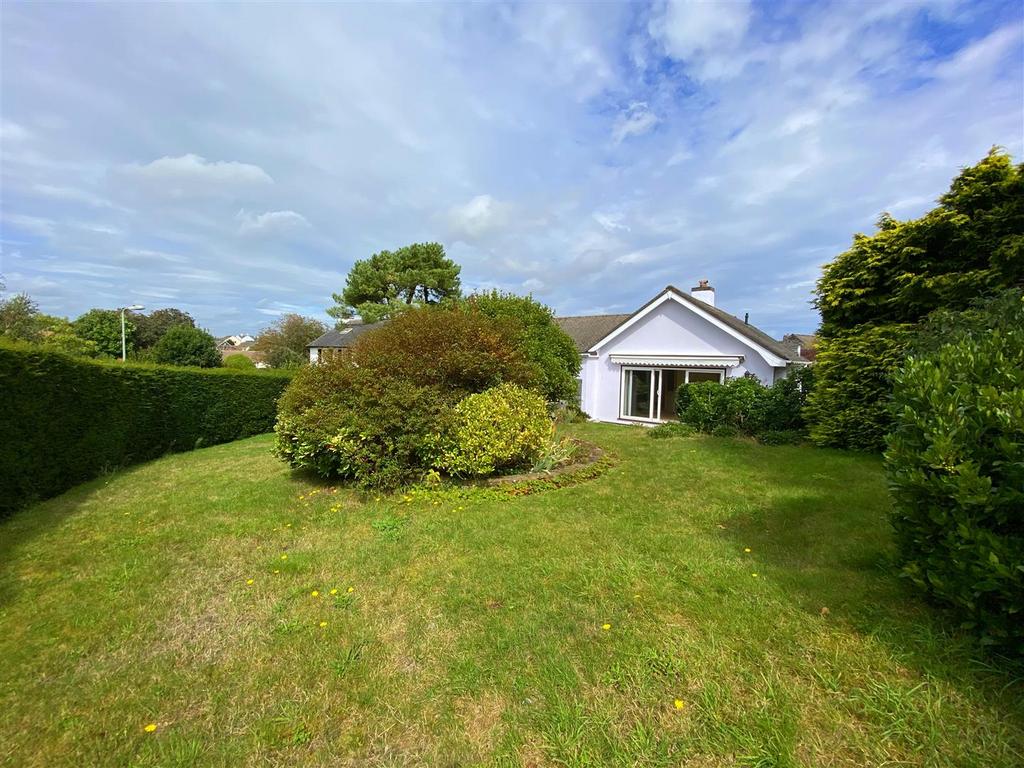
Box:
432, 383, 551, 477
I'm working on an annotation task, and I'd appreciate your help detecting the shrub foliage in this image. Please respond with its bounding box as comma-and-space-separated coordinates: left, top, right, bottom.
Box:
0, 342, 292, 515
275, 306, 544, 489
432, 383, 551, 477
808, 149, 1023, 450
674, 368, 814, 441
886, 292, 1024, 652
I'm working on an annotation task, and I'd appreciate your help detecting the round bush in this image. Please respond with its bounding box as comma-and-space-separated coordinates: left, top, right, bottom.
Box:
886, 310, 1024, 652
432, 383, 551, 477
274, 306, 543, 489
224, 353, 256, 369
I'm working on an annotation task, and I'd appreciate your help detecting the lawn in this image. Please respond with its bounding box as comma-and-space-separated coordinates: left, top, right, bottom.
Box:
1, 423, 1021, 767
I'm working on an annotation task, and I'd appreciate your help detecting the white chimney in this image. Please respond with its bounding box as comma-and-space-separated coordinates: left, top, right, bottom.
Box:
691, 279, 716, 307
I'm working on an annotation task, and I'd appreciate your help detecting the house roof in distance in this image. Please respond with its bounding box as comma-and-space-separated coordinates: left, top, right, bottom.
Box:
554, 314, 632, 353
306, 321, 387, 349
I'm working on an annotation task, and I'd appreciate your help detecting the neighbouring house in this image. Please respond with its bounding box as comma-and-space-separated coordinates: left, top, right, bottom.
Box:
555, 282, 809, 424
781, 332, 818, 362
306, 321, 386, 363
216, 333, 267, 367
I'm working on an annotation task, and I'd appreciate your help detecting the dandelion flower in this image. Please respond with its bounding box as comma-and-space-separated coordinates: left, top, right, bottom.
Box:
319, 621, 327, 628
280, 554, 288, 560
246, 579, 254, 585
674, 700, 685, 710
330, 588, 338, 595
286, 523, 292, 528
311, 590, 320, 597
601, 623, 611, 631
347, 587, 354, 593
144, 723, 157, 732
273, 569, 280, 574
744, 547, 751, 553
752, 573, 759, 578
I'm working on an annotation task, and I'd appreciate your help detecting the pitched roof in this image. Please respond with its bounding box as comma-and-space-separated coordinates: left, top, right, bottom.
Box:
555, 314, 632, 353
558, 286, 802, 363
306, 321, 386, 349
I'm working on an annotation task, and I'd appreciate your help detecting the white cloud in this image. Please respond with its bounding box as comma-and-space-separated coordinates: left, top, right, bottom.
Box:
0, 120, 31, 142
612, 102, 659, 144
118, 154, 273, 198
237, 209, 310, 236
932, 23, 1024, 80
447, 194, 513, 241
649, 0, 753, 80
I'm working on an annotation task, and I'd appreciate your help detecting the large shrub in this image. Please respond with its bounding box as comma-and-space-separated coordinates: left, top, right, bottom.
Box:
886, 293, 1024, 652
275, 306, 543, 489
460, 291, 581, 403
675, 371, 812, 439
432, 383, 551, 477
809, 150, 1023, 450
0, 342, 292, 515
224, 353, 256, 369
804, 325, 916, 451
152, 324, 221, 368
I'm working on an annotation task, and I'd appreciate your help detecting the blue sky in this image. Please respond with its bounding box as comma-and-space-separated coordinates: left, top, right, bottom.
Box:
1, 0, 1021, 337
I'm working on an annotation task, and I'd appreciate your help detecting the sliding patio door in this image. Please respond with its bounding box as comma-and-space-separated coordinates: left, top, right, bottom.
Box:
621, 368, 660, 421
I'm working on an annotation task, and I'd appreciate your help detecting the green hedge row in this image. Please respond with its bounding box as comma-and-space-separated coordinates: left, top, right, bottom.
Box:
0, 342, 292, 515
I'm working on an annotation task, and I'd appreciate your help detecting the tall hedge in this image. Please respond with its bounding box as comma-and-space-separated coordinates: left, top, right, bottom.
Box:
0, 342, 292, 515
885, 298, 1024, 652
808, 149, 1023, 450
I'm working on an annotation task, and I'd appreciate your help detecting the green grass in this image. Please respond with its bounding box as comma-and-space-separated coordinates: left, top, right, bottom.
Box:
1, 423, 1021, 767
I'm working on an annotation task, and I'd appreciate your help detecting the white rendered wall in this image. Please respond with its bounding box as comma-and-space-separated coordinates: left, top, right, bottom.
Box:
587, 298, 783, 424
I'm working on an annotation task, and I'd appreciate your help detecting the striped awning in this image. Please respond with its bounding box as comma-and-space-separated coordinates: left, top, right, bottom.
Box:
609, 354, 742, 368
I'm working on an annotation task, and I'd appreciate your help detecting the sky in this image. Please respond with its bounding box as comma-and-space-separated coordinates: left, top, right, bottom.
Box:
1, 0, 1022, 338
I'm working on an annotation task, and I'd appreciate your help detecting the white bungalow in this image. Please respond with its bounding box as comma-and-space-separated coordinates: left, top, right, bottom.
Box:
555, 282, 808, 424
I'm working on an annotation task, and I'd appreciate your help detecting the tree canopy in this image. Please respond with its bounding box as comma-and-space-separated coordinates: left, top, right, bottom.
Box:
460, 290, 580, 403
328, 242, 461, 325
73, 309, 132, 359
152, 325, 221, 368
251, 313, 327, 368
131, 308, 196, 349
807, 148, 1024, 450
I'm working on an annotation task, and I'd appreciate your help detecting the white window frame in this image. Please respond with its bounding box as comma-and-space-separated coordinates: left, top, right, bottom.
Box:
619, 366, 725, 422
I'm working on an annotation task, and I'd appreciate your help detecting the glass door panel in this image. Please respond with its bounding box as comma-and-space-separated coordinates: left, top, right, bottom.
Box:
623, 369, 653, 419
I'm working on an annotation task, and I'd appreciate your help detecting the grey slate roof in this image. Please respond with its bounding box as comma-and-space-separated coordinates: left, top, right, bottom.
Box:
556, 286, 802, 363
306, 321, 386, 349
554, 314, 633, 353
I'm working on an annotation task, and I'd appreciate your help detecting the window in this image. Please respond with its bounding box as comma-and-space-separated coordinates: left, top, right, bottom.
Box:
620, 367, 725, 422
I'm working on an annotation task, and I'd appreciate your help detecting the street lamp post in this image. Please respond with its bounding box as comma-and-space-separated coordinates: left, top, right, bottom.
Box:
120, 304, 144, 361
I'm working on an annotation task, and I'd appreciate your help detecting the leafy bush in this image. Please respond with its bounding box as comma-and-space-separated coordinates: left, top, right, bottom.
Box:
711, 424, 740, 438
810, 150, 1023, 450
675, 373, 811, 440
433, 384, 550, 477
152, 325, 221, 368
648, 422, 696, 439
224, 353, 256, 370
275, 306, 544, 489
886, 293, 1024, 652
530, 436, 584, 473
0, 341, 292, 515
460, 291, 581, 402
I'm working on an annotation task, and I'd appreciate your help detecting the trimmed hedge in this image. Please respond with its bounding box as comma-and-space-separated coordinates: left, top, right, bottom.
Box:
0, 342, 292, 515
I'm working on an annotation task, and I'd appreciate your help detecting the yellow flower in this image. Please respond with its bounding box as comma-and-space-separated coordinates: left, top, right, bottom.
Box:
601, 623, 611, 631
246, 578, 254, 585
347, 587, 354, 593
286, 523, 292, 528
273, 569, 280, 574
319, 621, 327, 628
298, 495, 304, 500
144, 723, 157, 732
311, 590, 320, 597
280, 555, 288, 560
674, 699, 685, 710
752, 573, 759, 578
744, 547, 751, 553
330, 588, 338, 595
